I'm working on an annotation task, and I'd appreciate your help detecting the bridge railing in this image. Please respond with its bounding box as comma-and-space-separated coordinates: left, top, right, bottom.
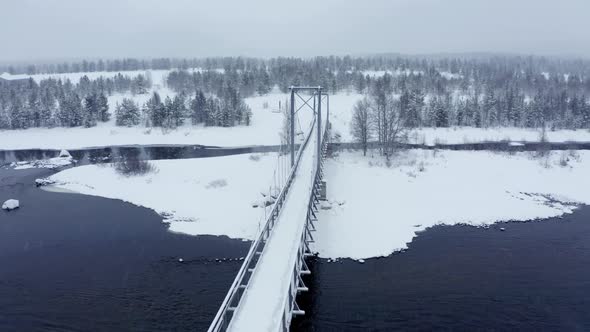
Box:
208, 116, 317, 332
278, 116, 329, 330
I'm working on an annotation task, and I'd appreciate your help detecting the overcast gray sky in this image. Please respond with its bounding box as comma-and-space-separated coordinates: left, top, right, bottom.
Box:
1, 0, 589, 62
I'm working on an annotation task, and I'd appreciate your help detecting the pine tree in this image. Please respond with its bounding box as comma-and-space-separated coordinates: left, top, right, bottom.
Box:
354, 73, 367, 94
115, 98, 140, 126
146, 92, 165, 127
243, 104, 252, 126
10, 100, 28, 129
163, 96, 174, 128
512, 93, 525, 127
406, 89, 424, 128
581, 97, 590, 129
78, 75, 92, 96
432, 97, 449, 127
97, 93, 110, 122
256, 70, 271, 95
211, 98, 224, 126
39, 91, 56, 127
455, 99, 467, 126
399, 89, 411, 126
190, 90, 207, 124
132, 75, 149, 94
528, 90, 545, 128
222, 84, 240, 125
170, 93, 187, 127
58, 93, 83, 127
472, 95, 482, 128
28, 89, 42, 128
71, 94, 83, 127
220, 100, 232, 127
483, 89, 498, 127
83, 94, 98, 127
0, 106, 10, 129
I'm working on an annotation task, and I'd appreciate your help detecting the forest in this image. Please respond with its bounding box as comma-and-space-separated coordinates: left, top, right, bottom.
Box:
1, 54, 590, 131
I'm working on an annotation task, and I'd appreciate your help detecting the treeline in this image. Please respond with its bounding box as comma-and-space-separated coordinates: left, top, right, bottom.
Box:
0, 73, 150, 129
114, 89, 252, 128
166, 69, 272, 98
2, 58, 177, 75
375, 78, 590, 130
351, 74, 590, 157
4, 55, 590, 96
2, 55, 590, 131
163, 57, 590, 130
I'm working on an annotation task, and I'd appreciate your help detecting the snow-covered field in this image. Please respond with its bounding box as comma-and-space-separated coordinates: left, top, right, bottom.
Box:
46, 153, 285, 240
313, 150, 590, 260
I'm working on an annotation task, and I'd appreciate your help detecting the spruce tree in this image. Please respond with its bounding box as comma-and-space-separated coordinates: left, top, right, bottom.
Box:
97, 93, 110, 122
171, 93, 187, 127
163, 96, 174, 128
115, 98, 140, 126
0, 107, 10, 129
83, 94, 98, 127
190, 90, 207, 124
10, 100, 28, 129
146, 92, 165, 127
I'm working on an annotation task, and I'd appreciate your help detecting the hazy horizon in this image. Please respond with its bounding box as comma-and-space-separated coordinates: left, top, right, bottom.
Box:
1, 0, 590, 63
3, 51, 590, 67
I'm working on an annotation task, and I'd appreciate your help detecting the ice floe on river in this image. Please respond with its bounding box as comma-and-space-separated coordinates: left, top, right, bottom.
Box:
8, 150, 75, 170
2, 199, 19, 211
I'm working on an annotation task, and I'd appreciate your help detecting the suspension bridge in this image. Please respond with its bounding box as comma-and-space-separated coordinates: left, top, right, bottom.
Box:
208, 87, 329, 332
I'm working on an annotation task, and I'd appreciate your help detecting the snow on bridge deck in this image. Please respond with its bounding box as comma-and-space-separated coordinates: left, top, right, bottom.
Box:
228, 123, 319, 331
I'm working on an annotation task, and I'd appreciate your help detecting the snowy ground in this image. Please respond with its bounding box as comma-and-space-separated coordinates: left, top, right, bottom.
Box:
313, 149, 590, 260
46, 152, 289, 240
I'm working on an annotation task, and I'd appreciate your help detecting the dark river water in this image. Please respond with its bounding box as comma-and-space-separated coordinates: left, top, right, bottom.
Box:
2, 167, 590, 331
0, 168, 249, 332
2, 139, 589, 167
294, 208, 590, 331
0, 144, 279, 167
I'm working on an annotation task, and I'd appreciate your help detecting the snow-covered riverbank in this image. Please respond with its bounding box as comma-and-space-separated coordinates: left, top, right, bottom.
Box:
46, 153, 285, 240
44, 147, 590, 261
313, 150, 590, 259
